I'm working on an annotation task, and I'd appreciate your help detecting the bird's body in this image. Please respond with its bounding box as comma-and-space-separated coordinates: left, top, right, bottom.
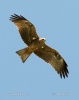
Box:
10, 14, 69, 78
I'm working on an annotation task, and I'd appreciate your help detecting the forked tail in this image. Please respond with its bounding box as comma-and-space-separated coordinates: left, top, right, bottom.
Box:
16, 47, 32, 63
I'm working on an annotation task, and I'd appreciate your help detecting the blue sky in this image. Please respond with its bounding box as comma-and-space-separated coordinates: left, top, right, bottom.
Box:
0, 0, 79, 100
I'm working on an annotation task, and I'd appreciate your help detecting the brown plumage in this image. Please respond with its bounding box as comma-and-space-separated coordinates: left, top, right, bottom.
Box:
10, 14, 69, 78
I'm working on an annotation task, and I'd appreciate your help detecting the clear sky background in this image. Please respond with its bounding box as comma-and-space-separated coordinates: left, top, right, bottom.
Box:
0, 0, 79, 100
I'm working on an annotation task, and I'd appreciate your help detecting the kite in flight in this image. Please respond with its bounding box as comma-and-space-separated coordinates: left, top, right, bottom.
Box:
10, 14, 69, 78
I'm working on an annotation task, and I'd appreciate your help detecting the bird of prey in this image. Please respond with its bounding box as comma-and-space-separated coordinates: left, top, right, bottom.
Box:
10, 14, 69, 78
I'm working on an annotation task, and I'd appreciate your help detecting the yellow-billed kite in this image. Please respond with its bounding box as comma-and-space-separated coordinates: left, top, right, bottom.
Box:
10, 14, 69, 78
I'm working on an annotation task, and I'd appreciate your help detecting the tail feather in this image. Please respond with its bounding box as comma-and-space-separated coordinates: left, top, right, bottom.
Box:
16, 48, 32, 63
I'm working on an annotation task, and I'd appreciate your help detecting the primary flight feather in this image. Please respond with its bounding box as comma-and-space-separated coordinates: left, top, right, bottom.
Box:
10, 14, 69, 78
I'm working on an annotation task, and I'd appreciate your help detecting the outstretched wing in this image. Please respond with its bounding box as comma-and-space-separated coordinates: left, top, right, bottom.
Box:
10, 14, 39, 45
34, 44, 69, 78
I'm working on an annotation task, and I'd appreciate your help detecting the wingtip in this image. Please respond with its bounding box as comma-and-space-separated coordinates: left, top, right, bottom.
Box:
57, 61, 69, 79
9, 14, 26, 22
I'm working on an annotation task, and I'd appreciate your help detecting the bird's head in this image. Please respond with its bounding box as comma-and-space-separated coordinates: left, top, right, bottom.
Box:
39, 38, 46, 42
